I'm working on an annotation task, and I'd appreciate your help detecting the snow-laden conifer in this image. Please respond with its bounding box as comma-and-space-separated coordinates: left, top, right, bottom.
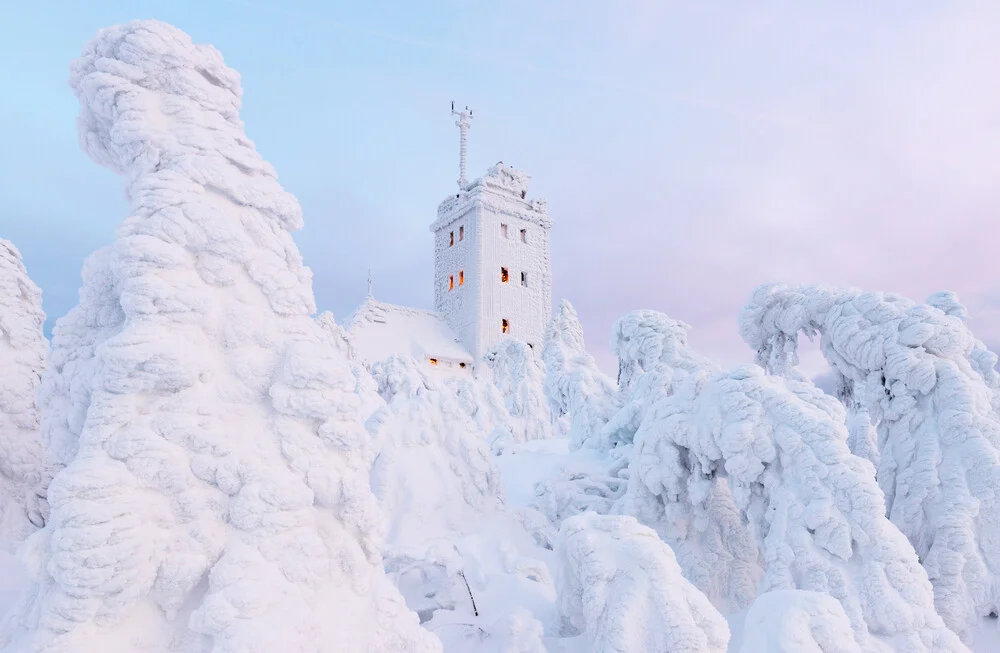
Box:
1, 21, 438, 653
542, 300, 617, 450
0, 240, 50, 543
738, 590, 865, 653
556, 512, 730, 653
481, 339, 552, 447
740, 283, 1000, 638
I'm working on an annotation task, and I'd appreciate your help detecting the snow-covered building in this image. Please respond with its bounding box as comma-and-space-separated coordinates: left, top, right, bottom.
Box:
346, 106, 553, 372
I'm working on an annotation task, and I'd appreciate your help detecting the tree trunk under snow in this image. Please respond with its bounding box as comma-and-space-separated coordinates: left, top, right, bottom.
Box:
1, 21, 437, 653
0, 240, 51, 544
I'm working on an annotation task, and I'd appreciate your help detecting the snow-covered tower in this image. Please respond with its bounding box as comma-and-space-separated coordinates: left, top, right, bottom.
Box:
431, 105, 553, 361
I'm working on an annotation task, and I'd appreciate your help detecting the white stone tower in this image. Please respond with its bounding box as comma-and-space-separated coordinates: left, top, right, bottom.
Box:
431, 104, 553, 361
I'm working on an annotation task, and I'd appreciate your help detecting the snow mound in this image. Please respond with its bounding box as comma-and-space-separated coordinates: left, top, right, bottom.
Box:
739, 590, 864, 653
543, 300, 618, 450
740, 283, 1000, 639
0, 240, 50, 544
2, 20, 437, 653
481, 339, 552, 448
627, 362, 965, 651
556, 512, 730, 653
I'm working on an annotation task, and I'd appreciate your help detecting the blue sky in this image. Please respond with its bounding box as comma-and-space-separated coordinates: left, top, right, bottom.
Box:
3, 1, 1000, 373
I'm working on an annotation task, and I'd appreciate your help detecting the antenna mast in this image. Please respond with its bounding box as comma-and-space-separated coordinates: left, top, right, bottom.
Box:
451, 101, 473, 189
367, 269, 373, 298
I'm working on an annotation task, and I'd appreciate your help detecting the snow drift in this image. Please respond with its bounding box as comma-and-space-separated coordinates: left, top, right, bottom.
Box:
556, 512, 730, 653
1, 20, 437, 653
0, 240, 50, 544
740, 283, 1000, 639
738, 590, 865, 653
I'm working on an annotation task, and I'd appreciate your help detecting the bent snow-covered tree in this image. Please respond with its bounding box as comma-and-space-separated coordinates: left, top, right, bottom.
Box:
2, 21, 438, 653
620, 316, 965, 651
542, 300, 617, 450
740, 283, 1000, 639
0, 240, 50, 543
556, 512, 730, 653
610, 310, 762, 613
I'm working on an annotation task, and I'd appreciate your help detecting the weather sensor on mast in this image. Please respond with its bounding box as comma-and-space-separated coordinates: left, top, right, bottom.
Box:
451, 101, 473, 189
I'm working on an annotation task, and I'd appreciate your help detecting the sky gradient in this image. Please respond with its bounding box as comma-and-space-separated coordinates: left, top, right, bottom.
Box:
2, 1, 999, 374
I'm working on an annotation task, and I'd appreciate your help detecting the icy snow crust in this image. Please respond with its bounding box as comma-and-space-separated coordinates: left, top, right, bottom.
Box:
740, 283, 1000, 639
0, 241, 51, 544
557, 512, 730, 653
1, 21, 437, 653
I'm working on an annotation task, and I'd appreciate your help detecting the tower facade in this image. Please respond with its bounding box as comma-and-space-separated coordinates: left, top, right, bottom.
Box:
431, 161, 553, 361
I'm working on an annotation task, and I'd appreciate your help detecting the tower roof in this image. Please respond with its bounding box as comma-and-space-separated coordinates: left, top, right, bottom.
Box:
431, 161, 551, 232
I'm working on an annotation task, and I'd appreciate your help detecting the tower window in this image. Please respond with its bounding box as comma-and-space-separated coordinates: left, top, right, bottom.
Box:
429, 358, 439, 366
449, 231, 454, 246
459, 225, 464, 241
520, 228, 527, 243
501, 223, 508, 238
521, 272, 528, 287
449, 275, 454, 291
501, 267, 509, 283
502, 319, 510, 334
459, 270, 464, 285
459, 362, 467, 369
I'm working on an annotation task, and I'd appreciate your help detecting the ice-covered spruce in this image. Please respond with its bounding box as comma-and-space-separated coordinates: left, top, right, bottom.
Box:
1, 21, 438, 653
740, 283, 1000, 639
0, 240, 51, 544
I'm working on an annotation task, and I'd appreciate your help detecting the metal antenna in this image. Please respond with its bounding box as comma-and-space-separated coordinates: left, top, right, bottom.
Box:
367, 269, 373, 298
451, 102, 473, 189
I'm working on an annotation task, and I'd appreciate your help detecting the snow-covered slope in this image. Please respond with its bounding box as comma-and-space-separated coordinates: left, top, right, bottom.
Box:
1, 20, 436, 653
0, 240, 50, 545
741, 283, 1000, 640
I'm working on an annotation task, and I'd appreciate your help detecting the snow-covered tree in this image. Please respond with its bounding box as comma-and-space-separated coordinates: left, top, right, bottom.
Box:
316, 310, 382, 419
740, 283, 1000, 639
2, 21, 438, 653
556, 512, 730, 653
626, 361, 966, 651
0, 240, 50, 543
368, 356, 554, 652
738, 590, 865, 653
480, 339, 552, 447
542, 300, 617, 450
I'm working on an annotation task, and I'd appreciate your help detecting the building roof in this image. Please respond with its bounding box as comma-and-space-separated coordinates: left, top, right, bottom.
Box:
345, 297, 474, 366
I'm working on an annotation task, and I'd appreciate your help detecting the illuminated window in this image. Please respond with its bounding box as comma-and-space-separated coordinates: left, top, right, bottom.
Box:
501, 223, 508, 238
501, 318, 510, 334
520, 228, 527, 243
429, 358, 438, 366
449, 275, 454, 291
501, 267, 509, 283
459, 362, 467, 369
449, 231, 454, 246
459, 226, 464, 240
520, 271, 527, 287
459, 270, 464, 285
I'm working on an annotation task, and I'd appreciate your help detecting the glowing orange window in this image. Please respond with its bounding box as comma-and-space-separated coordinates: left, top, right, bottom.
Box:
449, 231, 454, 246
502, 318, 510, 334
449, 275, 454, 291
501, 267, 509, 283
459, 270, 464, 285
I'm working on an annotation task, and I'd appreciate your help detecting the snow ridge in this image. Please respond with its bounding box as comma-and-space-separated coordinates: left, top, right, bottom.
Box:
2, 20, 436, 653
740, 283, 1000, 638
0, 240, 50, 544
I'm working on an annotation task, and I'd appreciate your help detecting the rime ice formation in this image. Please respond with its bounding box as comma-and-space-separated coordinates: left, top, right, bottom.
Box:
2, 21, 438, 653
480, 339, 552, 448
0, 240, 51, 543
738, 590, 865, 653
368, 356, 555, 652
626, 363, 966, 651
740, 283, 1000, 639
542, 300, 618, 450
432, 161, 553, 361
556, 513, 730, 653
